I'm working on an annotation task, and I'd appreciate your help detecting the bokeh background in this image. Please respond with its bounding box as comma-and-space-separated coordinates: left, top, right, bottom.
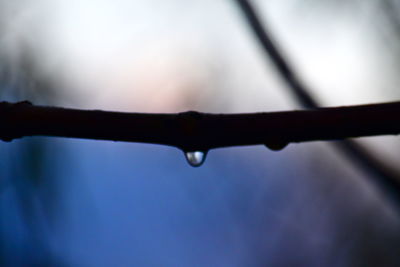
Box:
1, 0, 400, 266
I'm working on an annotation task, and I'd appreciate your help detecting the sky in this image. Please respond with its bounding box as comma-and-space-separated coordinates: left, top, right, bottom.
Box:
3, 0, 397, 111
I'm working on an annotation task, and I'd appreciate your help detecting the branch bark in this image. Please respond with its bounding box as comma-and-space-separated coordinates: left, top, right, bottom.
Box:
1, 101, 399, 152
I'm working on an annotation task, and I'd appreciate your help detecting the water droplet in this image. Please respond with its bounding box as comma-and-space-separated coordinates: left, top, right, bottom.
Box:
184, 151, 207, 167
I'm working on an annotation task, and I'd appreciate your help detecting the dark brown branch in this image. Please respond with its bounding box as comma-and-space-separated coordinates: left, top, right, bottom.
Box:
1, 101, 399, 152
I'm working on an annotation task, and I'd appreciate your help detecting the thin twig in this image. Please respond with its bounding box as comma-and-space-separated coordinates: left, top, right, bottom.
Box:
1, 101, 400, 151
233, 0, 400, 205
234, 0, 317, 108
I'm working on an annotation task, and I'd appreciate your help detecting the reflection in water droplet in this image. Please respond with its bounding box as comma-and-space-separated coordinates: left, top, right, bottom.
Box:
185, 151, 206, 167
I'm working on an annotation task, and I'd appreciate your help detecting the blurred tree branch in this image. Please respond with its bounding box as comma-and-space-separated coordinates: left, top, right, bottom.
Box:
0, 101, 400, 152
234, 0, 400, 206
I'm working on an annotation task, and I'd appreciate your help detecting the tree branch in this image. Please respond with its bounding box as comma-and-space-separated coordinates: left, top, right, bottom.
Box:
1, 101, 399, 152
234, 0, 400, 208
234, 0, 317, 108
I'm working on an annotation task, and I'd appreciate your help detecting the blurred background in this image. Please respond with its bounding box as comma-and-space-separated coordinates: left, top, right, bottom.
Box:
1, 0, 400, 266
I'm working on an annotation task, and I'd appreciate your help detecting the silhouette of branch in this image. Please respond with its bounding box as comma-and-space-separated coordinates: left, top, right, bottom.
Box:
234, 0, 400, 206
234, 0, 317, 108
1, 101, 400, 152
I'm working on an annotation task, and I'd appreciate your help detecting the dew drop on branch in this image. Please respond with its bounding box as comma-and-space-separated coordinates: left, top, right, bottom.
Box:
184, 151, 207, 167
